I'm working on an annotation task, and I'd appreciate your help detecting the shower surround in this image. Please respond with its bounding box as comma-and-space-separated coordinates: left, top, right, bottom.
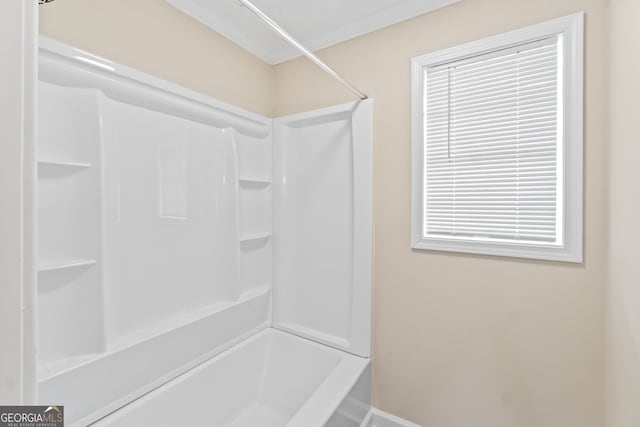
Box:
35, 37, 373, 426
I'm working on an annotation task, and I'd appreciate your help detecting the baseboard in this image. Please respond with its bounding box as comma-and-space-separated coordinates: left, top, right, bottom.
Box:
361, 408, 422, 427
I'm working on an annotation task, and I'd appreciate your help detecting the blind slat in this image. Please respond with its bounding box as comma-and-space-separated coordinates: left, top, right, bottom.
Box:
427, 99, 557, 121
428, 84, 557, 111
428, 64, 559, 94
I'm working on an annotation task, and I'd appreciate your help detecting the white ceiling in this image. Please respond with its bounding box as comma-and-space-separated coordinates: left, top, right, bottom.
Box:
166, 0, 461, 65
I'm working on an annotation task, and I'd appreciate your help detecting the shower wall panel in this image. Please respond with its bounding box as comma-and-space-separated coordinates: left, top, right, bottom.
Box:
100, 97, 240, 344
36, 37, 273, 425
273, 102, 373, 358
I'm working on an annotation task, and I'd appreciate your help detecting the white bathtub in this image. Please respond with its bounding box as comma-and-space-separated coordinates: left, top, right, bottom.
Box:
92, 328, 371, 427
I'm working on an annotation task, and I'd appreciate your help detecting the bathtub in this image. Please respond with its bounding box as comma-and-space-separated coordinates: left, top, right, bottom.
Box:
92, 328, 372, 427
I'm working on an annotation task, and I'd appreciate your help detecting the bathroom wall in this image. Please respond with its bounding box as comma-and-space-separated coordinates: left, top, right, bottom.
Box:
273, 1, 607, 426
39, 0, 274, 117
607, 0, 640, 425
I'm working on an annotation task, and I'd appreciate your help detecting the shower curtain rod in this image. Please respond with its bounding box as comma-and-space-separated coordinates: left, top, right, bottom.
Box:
237, 0, 368, 100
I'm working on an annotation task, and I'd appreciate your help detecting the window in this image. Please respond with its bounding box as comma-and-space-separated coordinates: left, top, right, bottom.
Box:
411, 13, 583, 262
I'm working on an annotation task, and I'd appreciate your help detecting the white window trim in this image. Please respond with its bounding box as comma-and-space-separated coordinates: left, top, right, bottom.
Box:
411, 13, 583, 262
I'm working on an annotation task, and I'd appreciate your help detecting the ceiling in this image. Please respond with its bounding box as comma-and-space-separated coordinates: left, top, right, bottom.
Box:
166, 0, 461, 65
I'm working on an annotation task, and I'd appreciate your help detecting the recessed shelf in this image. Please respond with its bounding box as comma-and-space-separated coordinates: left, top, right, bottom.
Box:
239, 232, 271, 243
238, 177, 271, 187
38, 259, 97, 273
38, 160, 93, 169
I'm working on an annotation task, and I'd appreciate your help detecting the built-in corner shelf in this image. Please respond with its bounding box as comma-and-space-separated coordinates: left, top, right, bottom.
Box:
38, 160, 93, 169
238, 177, 271, 188
38, 259, 97, 273
239, 232, 271, 243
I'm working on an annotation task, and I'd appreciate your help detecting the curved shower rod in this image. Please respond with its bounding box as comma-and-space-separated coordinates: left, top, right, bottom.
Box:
237, 0, 368, 100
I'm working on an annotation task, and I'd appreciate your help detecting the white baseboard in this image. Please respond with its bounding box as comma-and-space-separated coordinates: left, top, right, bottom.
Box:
361, 408, 422, 427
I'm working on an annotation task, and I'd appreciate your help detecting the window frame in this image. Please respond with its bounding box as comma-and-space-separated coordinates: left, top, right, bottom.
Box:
411, 13, 583, 262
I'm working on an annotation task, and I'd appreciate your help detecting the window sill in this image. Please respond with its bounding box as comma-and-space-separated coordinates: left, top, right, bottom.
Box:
412, 237, 582, 263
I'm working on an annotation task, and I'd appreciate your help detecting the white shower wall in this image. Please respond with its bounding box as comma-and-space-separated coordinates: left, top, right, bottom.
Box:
37, 75, 275, 371
100, 98, 247, 341
36, 38, 276, 424
273, 106, 372, 356
37, 81, 275, 426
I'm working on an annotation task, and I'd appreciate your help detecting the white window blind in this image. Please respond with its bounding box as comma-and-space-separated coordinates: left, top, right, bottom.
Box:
423, 36, 563, 246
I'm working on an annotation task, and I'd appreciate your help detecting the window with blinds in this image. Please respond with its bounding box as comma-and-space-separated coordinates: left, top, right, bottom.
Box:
424, 37, 561, 245
411, 14, 583, 262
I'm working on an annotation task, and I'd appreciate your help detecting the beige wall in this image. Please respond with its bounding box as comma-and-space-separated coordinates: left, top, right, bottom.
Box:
39, 0, 274, 117
607, 0, 640, 425
273, 1, 607, 426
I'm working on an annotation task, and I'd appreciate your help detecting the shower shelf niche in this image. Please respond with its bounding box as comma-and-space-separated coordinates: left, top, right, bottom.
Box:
238, 177, 271, 187
239, 232, 272, 243
37, 259, 97, 273
38, 160, 93, 170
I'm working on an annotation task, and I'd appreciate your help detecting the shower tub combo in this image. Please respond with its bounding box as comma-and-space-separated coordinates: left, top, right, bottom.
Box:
32, 37, 373, 426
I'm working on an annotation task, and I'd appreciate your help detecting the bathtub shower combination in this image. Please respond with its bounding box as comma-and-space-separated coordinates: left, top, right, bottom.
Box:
36, 37, 373, 426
